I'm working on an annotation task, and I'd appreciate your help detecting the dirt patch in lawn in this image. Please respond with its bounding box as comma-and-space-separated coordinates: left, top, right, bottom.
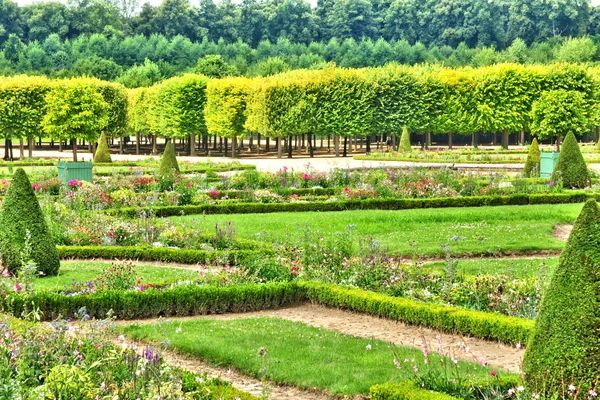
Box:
552, 224, 573, 242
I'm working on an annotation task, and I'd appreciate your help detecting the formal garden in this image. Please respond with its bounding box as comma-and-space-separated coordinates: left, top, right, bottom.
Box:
2, 62, 600, 399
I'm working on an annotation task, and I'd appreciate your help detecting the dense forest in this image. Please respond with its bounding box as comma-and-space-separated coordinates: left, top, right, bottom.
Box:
1, 0, 600, 85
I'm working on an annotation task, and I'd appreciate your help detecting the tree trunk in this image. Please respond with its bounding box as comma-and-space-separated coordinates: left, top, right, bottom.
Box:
72, 138, 78, 162
266, 137, 270, 152
28, 137, 34, 158
334, 135, 340, 156
472, 132, 478, 149
18, 139, 24, 161
448, 132, 453, 150
152, 135, 157, 155
287, 135, 293, 158
427, 132, 431, 148
189, 135, 195, 156
520, 131, 525, 146
308, 132, 314, 157
232, 136, 237, 158
343, 136, 348, 157
556, 136, 561, 152
366, 135, 371, 154
59, 140, 63, 153
501, 131, 509, 149
135, 132, 140, 155
224, 138, 228, 157
277, 137, 282, 158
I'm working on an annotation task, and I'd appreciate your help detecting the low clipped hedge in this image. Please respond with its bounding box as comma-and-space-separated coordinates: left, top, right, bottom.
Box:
4, 280, 533, 345
370, 382, 461, 400
57, 245, 271, 264
301, 282, 533, 346
5, 282, 307, 321
107, 192, 597, 218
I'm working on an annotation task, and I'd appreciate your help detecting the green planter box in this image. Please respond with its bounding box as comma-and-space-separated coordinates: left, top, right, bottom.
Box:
540, 151, 560, 178
58, 160, 93, 186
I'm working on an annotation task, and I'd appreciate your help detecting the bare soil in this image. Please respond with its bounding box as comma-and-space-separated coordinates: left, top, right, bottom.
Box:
552, 224, 573, 242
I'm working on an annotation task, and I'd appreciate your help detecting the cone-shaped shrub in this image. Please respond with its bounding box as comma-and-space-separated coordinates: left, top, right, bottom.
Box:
93, 132, 112, 163
523, 199, 600, 395
553, 131, 589, 188
399, 126, 412, 152
523, 138, 540, 178
0, 168, 60, 276
159, 140, 179, 176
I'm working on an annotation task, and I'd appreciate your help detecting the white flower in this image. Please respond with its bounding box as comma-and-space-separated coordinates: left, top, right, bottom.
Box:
569, 384, 576, 391
366, 344, 372, 350
517, 386, 525, 392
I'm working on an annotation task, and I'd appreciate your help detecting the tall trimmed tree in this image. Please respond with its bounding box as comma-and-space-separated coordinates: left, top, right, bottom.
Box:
522, 138, 540, 177
93, 132, 112, 163
399, 126, 412, 152
0, 168, 60, 276
553, 131, 590, 189
523, 199, 600, 396
159, 140, 180, 176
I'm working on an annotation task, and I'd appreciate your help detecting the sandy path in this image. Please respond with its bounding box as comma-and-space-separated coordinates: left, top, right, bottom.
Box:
121, 303, 524, 373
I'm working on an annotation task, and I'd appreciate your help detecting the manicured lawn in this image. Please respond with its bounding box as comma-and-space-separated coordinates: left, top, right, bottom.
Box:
171, 204, 581, 256
425, 257, 559, 279
123, 317, 507, 395
36, 261, 200, 291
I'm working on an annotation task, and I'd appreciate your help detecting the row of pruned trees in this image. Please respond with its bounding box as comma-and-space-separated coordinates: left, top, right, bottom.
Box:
1, 62, 599, 162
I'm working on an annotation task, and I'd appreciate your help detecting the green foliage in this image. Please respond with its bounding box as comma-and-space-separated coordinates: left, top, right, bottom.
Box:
523, 138, 540, 178
0, 168, 60, 276
159, 140, 179, 176
56, 245, 268, 265
302, 282, 533, 345
370, 382, 461, 400
399, 126, 411, 152
553, 131, 590, 189
108, 192, 595, 219
93, 131, 112, 163
0, 75, 50, 142
195, 55, 239, 78
42, 78, 109, 143
205, 77, 250, 139
523, 200, 600, 396
530, 89, 591, 142
117, 59, 162, 88
4, 282, 307, 320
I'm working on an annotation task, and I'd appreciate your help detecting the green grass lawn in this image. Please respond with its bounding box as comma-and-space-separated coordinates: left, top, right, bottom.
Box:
425, 257, 559, 279
171, 204, 581, 256
36, 261, 200, 291
123, 317, 507, 395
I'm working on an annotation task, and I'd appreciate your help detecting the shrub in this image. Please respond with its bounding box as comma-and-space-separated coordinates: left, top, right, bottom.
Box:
399, 126, 412, 152
159, 140, 180, 176
370, 382, 460, 400
0, 168, 60, 276
93, 131, 112, 163
553, 131, 590, 188
522, 199, 600, 396
522, 138, 540, 178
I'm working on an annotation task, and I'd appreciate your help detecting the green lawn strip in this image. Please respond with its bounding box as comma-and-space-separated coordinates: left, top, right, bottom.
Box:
36, 261, 199, 291
122, 317, 510, 396
424, 257, 559, 279
171, 204, 580, 256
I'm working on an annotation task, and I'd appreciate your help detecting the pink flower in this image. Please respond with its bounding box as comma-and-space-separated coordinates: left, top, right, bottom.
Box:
490, 370, 497, 377
67, 179, 79, 187
303, 173, 311, 180
14, 282, 21, 291
2, 268, 10, 278
129, 166, 134, 171
344, 187, 350, 193
31, 184, 41, 191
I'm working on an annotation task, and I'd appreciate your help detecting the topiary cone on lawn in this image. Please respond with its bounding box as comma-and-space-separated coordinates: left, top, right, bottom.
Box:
553, 131, 589, 189
93, 132, 112, 163
523, 199, 600, 395
0, 168, 60, 276
159, 140, 180, 176
523, 138, 540, 178
399, 126, 412, 153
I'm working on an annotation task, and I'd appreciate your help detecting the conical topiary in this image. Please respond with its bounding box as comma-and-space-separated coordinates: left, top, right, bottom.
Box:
159, 140, 179, 176
553, 131, 589, 188
0, 168, 60, 276
93, 132, 112, 163
523, 199, 600, 395
523, 138, 540, 178
399, 127, 412, 152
